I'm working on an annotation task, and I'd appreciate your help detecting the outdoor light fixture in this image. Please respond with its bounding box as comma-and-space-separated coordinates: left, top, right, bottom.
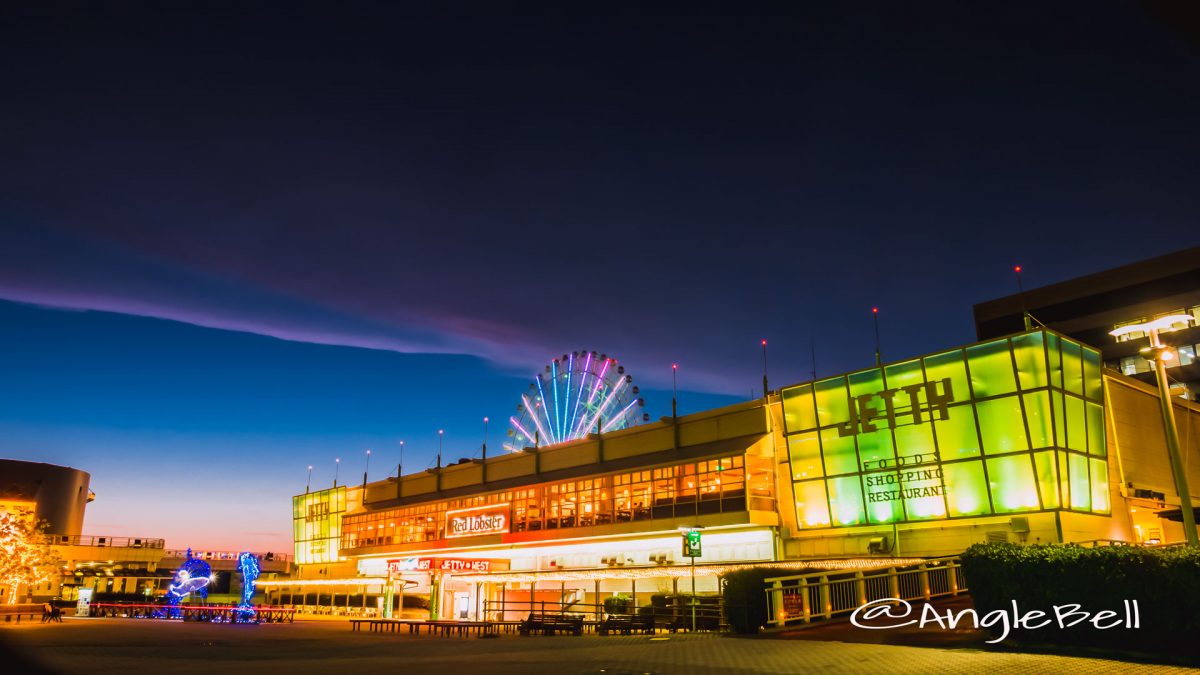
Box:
1109, 314, 1194, 338
1110, 314, 1197, 546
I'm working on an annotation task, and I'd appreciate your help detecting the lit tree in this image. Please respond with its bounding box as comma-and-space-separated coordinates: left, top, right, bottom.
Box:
0, 509, 60, 604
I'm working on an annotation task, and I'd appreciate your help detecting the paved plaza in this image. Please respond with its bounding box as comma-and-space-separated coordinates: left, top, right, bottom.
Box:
1, 617, 1196, 675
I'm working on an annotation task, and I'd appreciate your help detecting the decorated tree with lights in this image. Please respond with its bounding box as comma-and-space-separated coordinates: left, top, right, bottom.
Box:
0, 509, 60, 604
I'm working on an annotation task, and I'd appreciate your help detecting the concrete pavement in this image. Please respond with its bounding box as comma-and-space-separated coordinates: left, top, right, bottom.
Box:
2, 616, 1195, 675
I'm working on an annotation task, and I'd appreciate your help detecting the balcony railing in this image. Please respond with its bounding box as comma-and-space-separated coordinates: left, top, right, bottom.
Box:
47, 535, 166, 548
764, 556, 966, 627
163, 550, 292, 563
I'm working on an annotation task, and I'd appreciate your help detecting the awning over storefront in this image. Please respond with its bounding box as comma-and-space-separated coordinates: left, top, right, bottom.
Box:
256, 577, 388, 587
1155, 506, 1200, 523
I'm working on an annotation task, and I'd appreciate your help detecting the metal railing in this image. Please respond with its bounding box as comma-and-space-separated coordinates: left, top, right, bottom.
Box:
89, 603, 295, 623
46, 535, 166, 548
163, 549, 292, 563
292, 605, 380, 618
1074, 538, 1187, 549
482, 598, 724, 631
764, 556, 965, 627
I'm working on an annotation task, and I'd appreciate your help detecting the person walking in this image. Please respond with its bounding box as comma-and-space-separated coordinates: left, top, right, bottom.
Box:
41, 603, 52, 623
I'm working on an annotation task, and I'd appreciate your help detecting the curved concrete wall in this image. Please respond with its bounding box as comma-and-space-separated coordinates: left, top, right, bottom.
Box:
0, 460, 91, 535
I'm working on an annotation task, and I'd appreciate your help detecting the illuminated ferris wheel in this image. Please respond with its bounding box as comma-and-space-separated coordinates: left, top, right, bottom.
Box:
505, 351, 647, 451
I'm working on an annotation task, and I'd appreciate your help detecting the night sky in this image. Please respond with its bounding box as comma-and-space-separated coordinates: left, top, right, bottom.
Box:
1, 2, 1197, 552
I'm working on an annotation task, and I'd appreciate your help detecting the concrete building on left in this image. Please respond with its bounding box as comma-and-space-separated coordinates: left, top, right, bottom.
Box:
0, 459, 290, 604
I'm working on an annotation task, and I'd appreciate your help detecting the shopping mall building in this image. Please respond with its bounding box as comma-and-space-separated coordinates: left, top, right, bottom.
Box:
274, 328, 1200, 621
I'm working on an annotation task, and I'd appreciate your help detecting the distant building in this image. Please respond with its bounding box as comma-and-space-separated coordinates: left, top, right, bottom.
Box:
0, 458, 290, 603
973, 246, 1200, 400
0, 460, 93, 536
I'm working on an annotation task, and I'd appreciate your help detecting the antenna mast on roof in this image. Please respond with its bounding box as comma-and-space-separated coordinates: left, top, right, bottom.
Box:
872, 307, 882, 366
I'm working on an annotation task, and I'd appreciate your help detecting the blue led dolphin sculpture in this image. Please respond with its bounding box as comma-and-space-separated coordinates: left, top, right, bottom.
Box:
160, 549, 213, 618
234, 552, 261, 622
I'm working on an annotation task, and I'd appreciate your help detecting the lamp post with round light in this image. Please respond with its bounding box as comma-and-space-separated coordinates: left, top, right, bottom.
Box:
1110, 314, 1197, 546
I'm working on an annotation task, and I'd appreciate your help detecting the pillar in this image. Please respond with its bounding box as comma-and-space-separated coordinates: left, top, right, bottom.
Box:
428, 573, 441, 620
397, 577, 406, 619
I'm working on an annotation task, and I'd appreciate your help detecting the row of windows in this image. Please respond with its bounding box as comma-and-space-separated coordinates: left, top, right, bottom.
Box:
511, 457, 760, 531
292, 488, 347, 565
341, 455, 775, 549
1111, 307, 1200, 343
1118, 342, 1199, 374
793, 450, 1111, 529
782, 332, 1103, 435
787, 388, 1106, 480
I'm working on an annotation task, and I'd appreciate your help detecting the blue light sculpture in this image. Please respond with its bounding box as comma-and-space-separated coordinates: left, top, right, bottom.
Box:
234, 551, 261, 623
161, 548, 213, 618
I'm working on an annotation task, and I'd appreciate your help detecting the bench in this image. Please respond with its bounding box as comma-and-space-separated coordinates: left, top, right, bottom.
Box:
352, 619, 500, 638
598, 613, 655, 635
519, 612, 583, 636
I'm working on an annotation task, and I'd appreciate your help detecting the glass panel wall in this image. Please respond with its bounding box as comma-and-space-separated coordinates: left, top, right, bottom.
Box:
341, 454, 764, 549
293, 486, 347, 564
779, 329, 1108, 529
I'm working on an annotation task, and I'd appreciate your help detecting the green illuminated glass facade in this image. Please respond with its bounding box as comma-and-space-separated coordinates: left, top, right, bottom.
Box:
292, 486, 346, 564
782, 330, 1109, 529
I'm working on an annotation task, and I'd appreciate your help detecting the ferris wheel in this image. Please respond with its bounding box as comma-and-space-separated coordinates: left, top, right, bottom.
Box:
505, 351, 647, 451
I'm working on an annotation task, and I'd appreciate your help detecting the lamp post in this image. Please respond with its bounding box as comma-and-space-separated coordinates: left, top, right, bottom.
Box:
397, 440, 405, 500
671, 364, 678, 419
761, 339, 769, 398
1111, 314, 1197, 546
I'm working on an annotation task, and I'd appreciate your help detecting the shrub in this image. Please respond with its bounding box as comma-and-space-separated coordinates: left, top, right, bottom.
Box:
603, 594, 632, 615
721, 567, 796, 634
961, 543, 1200, 659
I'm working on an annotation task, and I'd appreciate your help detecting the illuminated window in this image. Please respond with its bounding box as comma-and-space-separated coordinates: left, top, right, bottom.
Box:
1177, 345, 1196, 367
780, 330, 1109, 530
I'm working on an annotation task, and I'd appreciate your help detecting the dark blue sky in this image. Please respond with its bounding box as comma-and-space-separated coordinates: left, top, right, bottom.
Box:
1, 1, 1197, 549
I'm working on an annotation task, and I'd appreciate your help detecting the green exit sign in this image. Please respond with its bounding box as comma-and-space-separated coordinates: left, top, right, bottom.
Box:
682, 529, 702, 557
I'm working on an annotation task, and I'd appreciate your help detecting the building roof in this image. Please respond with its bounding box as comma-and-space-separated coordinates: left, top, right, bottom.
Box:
973, 245, 1200, 340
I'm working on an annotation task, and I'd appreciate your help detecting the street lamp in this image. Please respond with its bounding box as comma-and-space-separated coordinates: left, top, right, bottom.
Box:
1110, 314, 1197, 546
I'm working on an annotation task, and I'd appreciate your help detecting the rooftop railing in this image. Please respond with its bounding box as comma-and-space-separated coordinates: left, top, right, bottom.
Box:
164, 549, 292, 563
46, 535, 166, 548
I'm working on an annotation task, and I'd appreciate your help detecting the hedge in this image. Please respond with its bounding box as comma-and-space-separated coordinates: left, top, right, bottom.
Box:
603, 594, 633, 614
721, 566, 822, 634
961, 543, 1200, 659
